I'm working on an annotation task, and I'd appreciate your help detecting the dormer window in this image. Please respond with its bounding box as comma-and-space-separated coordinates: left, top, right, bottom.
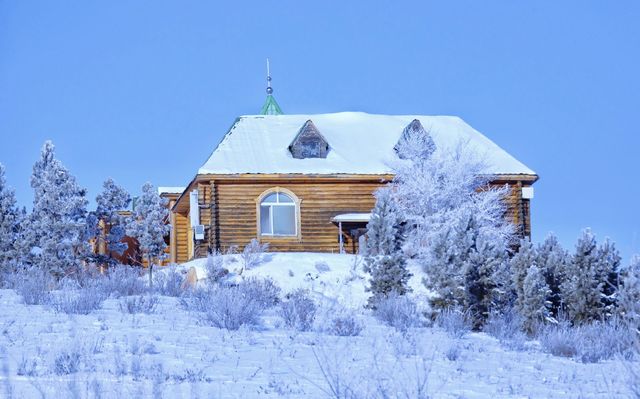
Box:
289, 120, 330, 159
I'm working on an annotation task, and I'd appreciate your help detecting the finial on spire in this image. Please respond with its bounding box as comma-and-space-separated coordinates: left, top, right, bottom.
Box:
266, 58, 273, 95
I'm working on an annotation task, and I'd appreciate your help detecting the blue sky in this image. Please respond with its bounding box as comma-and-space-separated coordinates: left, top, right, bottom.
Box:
1, 1, 639, 261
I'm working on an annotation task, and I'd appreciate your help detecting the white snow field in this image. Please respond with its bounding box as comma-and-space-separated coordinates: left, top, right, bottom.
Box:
0, 252, 637, 398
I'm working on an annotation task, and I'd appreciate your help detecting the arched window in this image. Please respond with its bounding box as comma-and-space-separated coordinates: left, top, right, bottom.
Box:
258, 190, 298, 236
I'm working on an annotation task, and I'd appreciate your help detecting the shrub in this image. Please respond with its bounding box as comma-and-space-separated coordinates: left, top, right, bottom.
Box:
373, 293, 421, 332
187, 285, 265, 330
241, 239, 269, 272
330, 314, 363, 337
102, 265, 147, 298
205, 252, 227, 285
11, 267, 53, 305
153, 269, 183, 297
435, 308, 473, 338
483, 310, 527, 350
241, 277, 281, 308
54, 351, 82, 375
119, 295, 159, 314
49, 280, 107, 315
538, 318, 638, 362
279, 289, 317, 331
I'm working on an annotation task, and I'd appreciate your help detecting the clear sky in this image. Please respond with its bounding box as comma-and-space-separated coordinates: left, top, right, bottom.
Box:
1, 1, 639, 262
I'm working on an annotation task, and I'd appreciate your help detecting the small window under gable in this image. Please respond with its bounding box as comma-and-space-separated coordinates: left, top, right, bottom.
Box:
394, 119, 436, 160
289, 120, 330, 159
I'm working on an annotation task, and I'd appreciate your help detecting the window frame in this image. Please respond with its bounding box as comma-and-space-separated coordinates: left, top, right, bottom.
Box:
255, 187, 301, 240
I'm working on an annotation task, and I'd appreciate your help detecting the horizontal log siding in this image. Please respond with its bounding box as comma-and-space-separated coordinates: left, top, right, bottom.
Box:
212, 181, 383, 253
174, 212, 190, 264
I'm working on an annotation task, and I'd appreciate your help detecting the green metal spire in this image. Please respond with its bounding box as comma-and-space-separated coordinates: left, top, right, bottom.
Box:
260, 59, 283, 115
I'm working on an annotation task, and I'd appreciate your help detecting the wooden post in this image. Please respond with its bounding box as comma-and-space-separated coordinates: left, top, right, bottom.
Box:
338, 221, 344, 254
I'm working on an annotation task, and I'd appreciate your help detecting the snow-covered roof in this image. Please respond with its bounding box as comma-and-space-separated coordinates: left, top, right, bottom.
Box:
198, 112, 536, 176
158, 187, 186, 195
332, 213, 371, 223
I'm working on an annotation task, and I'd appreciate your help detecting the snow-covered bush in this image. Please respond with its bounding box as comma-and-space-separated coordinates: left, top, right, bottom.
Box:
279, 289, 317, 332
54, 350, 82, 375
483, 310, 528, 350
241, 277, 281, 308
329, 313, 363, 337
101, 265, 147, 298
373, 293, 422, 332
49, 280, 108, 315
538, 318, 637, 362
240, 239, 269, 272
511, 238, 537, 313
205, 251, 227, 285
10, 266, 54, 305
118, 295, 159, 314
153, 269, 183, 297
434, 308, 472, 338
203, 285, 265, 330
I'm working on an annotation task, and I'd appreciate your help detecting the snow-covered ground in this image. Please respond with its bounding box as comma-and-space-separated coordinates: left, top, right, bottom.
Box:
0, 252, 636, 398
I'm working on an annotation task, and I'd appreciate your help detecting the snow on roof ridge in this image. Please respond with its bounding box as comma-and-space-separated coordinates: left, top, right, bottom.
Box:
158, 186, 186, 195
197, 113, 536, 176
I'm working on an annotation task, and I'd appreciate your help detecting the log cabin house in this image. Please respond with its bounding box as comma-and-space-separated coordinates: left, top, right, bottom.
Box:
161, 93, 538, 264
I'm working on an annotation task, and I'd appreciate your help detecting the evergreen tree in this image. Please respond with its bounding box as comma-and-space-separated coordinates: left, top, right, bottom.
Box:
595, 238, 621, 317
364, 188, 411, 307
127, 182, 169, 287
617, 256, 640, 331
535, 233, 568, 317
522, 265, 552, 333
510, 238, 537, 314
21, 141, 88, 276
0, 164, 19, 270
562, 229, 603, 324
90, 178, 131, 266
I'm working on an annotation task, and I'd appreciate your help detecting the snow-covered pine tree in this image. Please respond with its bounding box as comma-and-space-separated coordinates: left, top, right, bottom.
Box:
562, 229, 603, 324
595, 238, 621, 317
0, 164, 19, 271
510, 238, 537, 314
391, 125, 514, 322
127, 182, 169, 287
535, 233, 569, 317
90, 178, 131, 266
21, 141, 89, 276
617, 255, 640, 330
364, 187, 411, 308
521, 265, 552, 333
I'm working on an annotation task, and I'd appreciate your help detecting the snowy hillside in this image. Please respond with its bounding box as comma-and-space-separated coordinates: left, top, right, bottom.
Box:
0, 252, 637, 398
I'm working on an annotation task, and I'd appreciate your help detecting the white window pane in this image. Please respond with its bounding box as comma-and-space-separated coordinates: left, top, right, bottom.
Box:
278, 193, 294, 203
273, 206, 296, 235
260, 205, 272, 234
262, 193, 278, 203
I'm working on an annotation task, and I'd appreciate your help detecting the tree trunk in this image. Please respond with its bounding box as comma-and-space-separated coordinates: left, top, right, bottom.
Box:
148, 254, 153, 289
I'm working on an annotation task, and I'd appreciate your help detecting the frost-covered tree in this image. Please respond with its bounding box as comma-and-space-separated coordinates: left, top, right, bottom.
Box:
0, 164, 19, 270
562, 229, 603, 324
522, 265, 552, 333
617, 255, 640, 330
510, 238, 537, 314
364, 188, 411, 307
20, 141, 88, 276
535, 233, 569, 317
390, 124, 514, 323
127, 182, 169, 287
89, 178, 131, 266
595, 238, 621, 317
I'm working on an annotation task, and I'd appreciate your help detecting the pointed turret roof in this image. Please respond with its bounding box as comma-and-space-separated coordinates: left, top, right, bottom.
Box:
260, 95, 283, 115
